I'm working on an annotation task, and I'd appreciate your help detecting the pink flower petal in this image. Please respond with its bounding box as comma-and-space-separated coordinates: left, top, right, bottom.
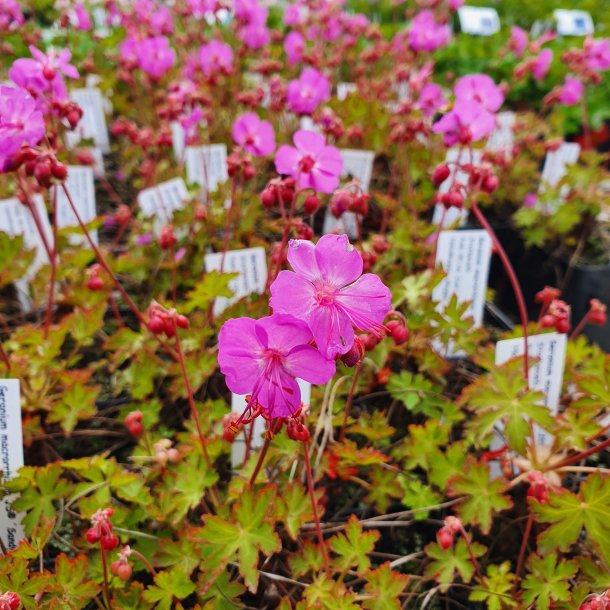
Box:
269, 271, 315, 319
284, 344, 336, 384
314, 234, 363, 287
286, 239, 321, 281
294, 129, 325, 156
309, 304, 355, 359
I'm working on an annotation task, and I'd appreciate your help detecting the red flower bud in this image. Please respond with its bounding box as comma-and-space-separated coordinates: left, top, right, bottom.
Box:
436, 527, 453, 550
432, 163, 451, 187
303, 194, 320, 214
340, 337, 365, 367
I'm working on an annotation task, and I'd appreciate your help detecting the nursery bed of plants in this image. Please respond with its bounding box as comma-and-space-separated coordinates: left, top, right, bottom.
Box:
0, 0, 609, 608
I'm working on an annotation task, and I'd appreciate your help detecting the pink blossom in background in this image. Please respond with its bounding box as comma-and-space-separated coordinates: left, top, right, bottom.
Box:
342, 13, 368, 35
119, 36, 138, 67
509, 26, 528, 57
0, 86, 45, 170
416, 83, 446, 117
283, 3, 304, 26
199, 40, 234, 77
135, 36, 175, 79
238, 21, 270, 49
149, 5, 174, 35
583, 38, 610, 72
284, 31, 305, 66
234, 0, 265, 22
218, 314, 336, 418
74, 3, 92, 30
523, 193, 538, 208
269, 235, 392, 360
454, 74, 504, 113
432, 100, 496, 146
408, 10, 451, 53
558, 77, 584, 106
448, 0, 464, 10
275, 129, 342, 194
187, 0, 218, 18
0, 0, 23, 30
232, 112, 275, 157
532, 49, 553, 80
29, 46, 79, 79
287, 68, 331, 115
180, 107, 204, 144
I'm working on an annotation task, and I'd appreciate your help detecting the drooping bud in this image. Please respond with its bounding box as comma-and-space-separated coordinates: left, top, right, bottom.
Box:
432, 163, 451, 187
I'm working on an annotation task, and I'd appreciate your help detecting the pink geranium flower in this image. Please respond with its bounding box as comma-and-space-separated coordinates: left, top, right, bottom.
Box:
135, 36, 175, 79
558, 77, 584, 106
218, 314, 336, 418
509, 26, 528, 57
199, 40, 234, 77
269, 235, 392, 360
583, 38, 610, 72
432, 100, 496, 146
232, 112, 275, 157
0, 85, 45, 170
532, 49, 553, 80
284, 31, 305, 66
74, 3, 92, 30
408, 10, 451, 53
454, 74, 504, 113
0, 0, 24, 31
287, 68, 331, 115
275, 130, 342, 194
238, 21, 270, 50
416, 83, 446, 117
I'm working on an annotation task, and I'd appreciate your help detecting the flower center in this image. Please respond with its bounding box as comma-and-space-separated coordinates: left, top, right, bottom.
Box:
314, 283, 336, 307
299, 155, 315, 173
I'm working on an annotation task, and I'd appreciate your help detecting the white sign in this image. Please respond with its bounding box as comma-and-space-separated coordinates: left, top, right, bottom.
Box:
0, 380, 25, 551
299, 116, 319, 133
230, 380, 311, 467
137, 178, 189, 228
458, 6, 500, 35
538, 142, 580, 212
432, 148, 482, 227
65, 88, 110, 153
495, 332, 567, 446
171, 122, 185, 160
185, 144, 228, 192
487, 112, 516, 156
204, 247, 267, 315
553, 10, 594, 36
337, 82, 357, 101
55, 166, 97, 244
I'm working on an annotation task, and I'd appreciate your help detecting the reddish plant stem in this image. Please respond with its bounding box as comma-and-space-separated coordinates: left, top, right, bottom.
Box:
249, 420, 279, 486
131, 550, 157, 576
471, 203, 530, 383
458, 524, 483, 581
581, 94, 592, 151
24, 192, 53, 263
44, 185, 59, 338
554, 435, 610, 469
100, 545, 111, 609
569, 311, 590, 340
514, 510, 534, 583
338, 360, 363, 442
243, 421, 255, 464
303, 440, 331, 576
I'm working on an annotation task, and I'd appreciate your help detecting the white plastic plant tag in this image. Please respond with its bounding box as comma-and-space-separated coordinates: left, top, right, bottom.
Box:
538, 142, 580, 212
137, 178, 189, 229
458, 6, 500, 35
553, 10, 594, 36
65, 88, 110, 153
185, 144, 228, 192
432, 148, 482, 227
487, 112, 516, 156
299, 116, 319, 133
337, 82, 357, 101
204, 247, 267, 315
0, 380, 25, 550
92, 6, 110, 36
432, 230, 492, 357
495, 332, 567, 447
230, 380, 311, 468
55, 166, 97, 245
171, 122, 185, 160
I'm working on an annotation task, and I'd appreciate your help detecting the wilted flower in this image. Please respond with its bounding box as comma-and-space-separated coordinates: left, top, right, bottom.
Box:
232, 112, 276, 157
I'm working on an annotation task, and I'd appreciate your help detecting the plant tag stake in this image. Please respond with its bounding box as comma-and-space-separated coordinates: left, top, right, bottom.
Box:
432, 148, 483, 227
65, 88, 110, 153
337, 82, 357, 101
0, 380, 25, 551
538, 142, 580, 212
137, 178, 189, 230
230, 380, 311, 468
553, 10, 594, 36
204, 247, 267, 316
458, 6, 500, 36
185, 144, 228, 192
55, 166, 98, 245
487, 112, 516, 157
432, 230, 492, 357
323, 149, 375, 239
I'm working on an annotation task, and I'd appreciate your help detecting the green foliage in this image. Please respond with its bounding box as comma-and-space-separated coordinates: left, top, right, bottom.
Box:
522, 554, 578, 610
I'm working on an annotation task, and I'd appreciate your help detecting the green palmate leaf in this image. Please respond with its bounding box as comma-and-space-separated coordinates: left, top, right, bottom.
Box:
428, 443, 467, 489
154, 534, 201, 576
392, 420, 449, 470
276, 482, 315, 540
362, 563, 409, 610
47, 382, 100, 433
199, 570, 246, 610
425, 539, 486, 592
12, 517, 55, 561
399, 476, 441, 520
522, 554, 577, 610
396, 269, 437, 309
301, 575, 360, 610
330, 515, 379, 574
143, 566, 196, 610
198, 486, 281, 592
449, 459, 513, 534
0, 557, 49, 610
469, 562, 517, 610
48, 554, 100, 609
532, 473, 610, 565
460, 358, 553, 455
365, 466, 403, 513
0, 233, 35, 287
112, 582, 150, 610
289, 540, 325, 578
184, 271, 236, 313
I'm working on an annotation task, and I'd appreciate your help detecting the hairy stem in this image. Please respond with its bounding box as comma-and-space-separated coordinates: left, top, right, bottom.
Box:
339, 360, 363, 442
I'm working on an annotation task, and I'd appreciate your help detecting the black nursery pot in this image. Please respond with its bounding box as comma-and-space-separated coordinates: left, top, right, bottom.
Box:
489, 226, 610, 352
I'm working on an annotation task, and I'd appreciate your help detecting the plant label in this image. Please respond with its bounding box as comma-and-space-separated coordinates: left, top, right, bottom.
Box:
65, 88, 110, 153
553, 10, 594, 36
487, 112, 516, 156
204, 247, 267, 315
138, 178, 189, 228
171, 122, 186, 160
299, 116, 319, 133
458, 6, 500, 36
337, 82, 357, 101
55, 166, 98, 245
230, 380, 311, 468
432, 148, 483, 227
0, 380, 25, 550
495, 332, 567, 447
185, 144, 228, 192
538, 142, 580, 211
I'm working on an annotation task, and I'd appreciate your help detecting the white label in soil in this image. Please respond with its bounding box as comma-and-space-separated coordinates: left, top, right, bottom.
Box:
487, 112, 516, 156
299, 116, 319, 133
538, 142, 580, 211
65, 88, 110, 153
432, 148, 483, 227
553, 10, 594, 36
0, 380, 25, 550
185, 145, 228, 192
230, 380, 311, 467
55, 166, 97, 245
432, 230, 492, 356
458, 6, 500, 35
204, 247, 267, 315
495, 332, 567, 446
337, 82, 357, 101
137, 178, 189, 228
171, 122, 186, 160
